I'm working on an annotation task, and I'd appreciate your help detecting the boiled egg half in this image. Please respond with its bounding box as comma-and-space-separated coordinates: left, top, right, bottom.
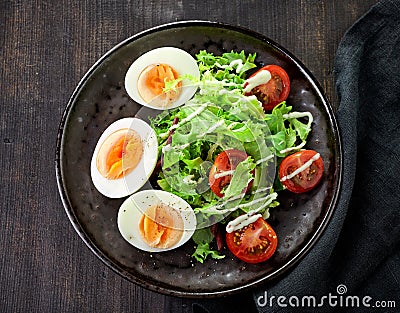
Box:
117, 190, 197, 252
125, 47, 200, 110
90, 117, 158, 198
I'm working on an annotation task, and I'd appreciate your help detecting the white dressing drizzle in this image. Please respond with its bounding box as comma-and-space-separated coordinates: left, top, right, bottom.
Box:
279, 141, 306, 154
214, 169, 235, 179
231, 125, 245, 132
159, 103, 208, 139
225, 190, 277, 233
172, 103, 208, 131
278, 111, 314, 154
162, 143, 190, 153
256, 154, 274, 165
282, 111, 313, 129
163, 119, 225, 152
214, 60, 244, 73
243, 70, 271, 93
226, 213, 262, 233
182, 174, 195, 184
251, 186, 271, 195
204, 119, 225, 134
229, 59, 244, 73
203, 192, 277, 215
280, 152, 320, 182
227, 121, 239, 129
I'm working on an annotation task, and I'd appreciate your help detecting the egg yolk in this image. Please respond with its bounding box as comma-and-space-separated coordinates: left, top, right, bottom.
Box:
139, 203, 184, 249
137, 63, 182, 107
96, 128, 143, 180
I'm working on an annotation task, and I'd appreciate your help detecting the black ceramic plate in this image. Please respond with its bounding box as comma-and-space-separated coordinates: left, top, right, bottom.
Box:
56, 21, 342, 297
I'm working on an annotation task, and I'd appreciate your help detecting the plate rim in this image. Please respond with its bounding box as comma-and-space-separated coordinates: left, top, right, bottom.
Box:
55, 20, 343, 298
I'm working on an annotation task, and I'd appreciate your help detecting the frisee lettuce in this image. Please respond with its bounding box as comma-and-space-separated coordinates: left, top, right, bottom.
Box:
191, 228, 225, 263
192, 242, 225, 263
150, 50, 314, 263
196, 50, 257, 85
223, 156, 256, 199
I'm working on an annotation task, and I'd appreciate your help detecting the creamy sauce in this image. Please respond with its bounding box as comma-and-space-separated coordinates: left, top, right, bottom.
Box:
203, 191, 277, 215
182, 174, 195, 184
282, 111, 313, 129
160, 103, 208, 139
96, 128, 143, 180
279, 141, 306, 154
231, 124, 247, 133
218, 88, 249, 98
139, 203, 184, 249
225, 191, 278, 232
162, 143, 190, 153
214, 59, 244, 73
213, 169, 235, 179
227, 121, 239, 129
256, 154, 274, 165
229, 59, 244, 73
251, 186, 271, 195
207, 120, 225, 133
243, 70, 271, 93
177, 104, 208, 128
236, 191, 277, 211
280, 152, 320, 182
279, 111, 313, 154
226, 213, 262, 233
161, 119, 223, 149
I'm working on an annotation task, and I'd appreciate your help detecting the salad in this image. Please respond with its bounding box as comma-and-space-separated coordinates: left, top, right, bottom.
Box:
146, 50, 324, 264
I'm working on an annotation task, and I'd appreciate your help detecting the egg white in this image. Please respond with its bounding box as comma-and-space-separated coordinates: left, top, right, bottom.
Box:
90, 118, 158, 198
117, 189, 197, 252
125, 46, 200, 110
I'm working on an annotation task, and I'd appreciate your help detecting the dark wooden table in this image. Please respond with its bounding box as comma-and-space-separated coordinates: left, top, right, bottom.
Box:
0, 1, 378, 312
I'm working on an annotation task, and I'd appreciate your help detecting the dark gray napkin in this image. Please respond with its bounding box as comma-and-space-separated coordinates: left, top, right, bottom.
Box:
194, 0, 400, 312
252, 0, 400, 312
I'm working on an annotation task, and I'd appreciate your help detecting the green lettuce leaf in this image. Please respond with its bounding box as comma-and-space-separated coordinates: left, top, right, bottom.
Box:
192, 242, 225, 263
223, 156, 256, 198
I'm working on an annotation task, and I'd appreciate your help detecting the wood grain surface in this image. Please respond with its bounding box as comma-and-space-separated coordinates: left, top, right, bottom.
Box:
0, 1, 378, 312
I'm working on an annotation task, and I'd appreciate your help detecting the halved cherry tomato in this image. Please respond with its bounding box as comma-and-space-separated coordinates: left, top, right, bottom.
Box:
208, 149, 250, 198
279, 149, 324, 193
226, 217, 278, 264
244, 65, 290, 111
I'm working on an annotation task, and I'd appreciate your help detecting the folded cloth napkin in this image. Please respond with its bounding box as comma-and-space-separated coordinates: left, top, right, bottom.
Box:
194, 0, 400, 312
